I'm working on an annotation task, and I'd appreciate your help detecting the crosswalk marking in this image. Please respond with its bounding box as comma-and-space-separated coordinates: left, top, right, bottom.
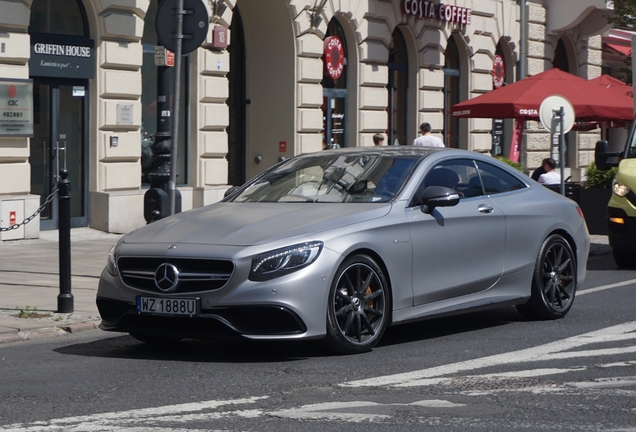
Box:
342, 321, 636, 388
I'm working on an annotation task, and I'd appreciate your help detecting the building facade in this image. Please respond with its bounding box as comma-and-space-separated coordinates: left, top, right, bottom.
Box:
0, 0, 613, 239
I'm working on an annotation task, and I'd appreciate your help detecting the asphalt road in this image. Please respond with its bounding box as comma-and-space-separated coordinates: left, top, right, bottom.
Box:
0, 249, 635, 432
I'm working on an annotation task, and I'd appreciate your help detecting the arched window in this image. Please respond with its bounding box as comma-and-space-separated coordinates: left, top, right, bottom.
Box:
29, 0, 88, 36
553, 39, 569, 72
388, 29, 408, 146
444, 36, 460, 148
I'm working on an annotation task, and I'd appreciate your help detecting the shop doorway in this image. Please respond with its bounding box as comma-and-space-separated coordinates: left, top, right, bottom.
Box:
323, 89, 347, 148
228, 7, 247, 186
31, 79, 88, 230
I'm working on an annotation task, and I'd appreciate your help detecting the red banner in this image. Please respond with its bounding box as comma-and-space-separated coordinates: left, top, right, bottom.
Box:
509, 119, 524, 163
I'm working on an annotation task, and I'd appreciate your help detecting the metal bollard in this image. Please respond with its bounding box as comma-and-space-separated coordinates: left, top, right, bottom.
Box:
57, 169, 74, 313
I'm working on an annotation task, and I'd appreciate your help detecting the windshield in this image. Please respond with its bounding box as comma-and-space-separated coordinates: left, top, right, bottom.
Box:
232, 154, 419, 203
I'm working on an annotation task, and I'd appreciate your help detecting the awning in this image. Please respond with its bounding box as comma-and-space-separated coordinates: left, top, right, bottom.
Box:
604, 43, 632, 57
451, 68, 634, 122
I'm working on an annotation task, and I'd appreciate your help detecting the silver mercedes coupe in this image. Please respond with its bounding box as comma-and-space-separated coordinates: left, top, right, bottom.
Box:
97, 147, 590, 354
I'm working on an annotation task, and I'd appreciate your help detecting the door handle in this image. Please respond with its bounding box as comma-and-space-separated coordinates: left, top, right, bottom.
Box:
478, 204, 494, 214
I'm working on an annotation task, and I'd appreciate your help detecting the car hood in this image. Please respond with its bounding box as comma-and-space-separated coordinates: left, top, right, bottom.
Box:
123, 202, 392, 246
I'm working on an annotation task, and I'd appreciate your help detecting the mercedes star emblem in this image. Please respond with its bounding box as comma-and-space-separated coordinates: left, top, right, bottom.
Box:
154, 263, 180, 292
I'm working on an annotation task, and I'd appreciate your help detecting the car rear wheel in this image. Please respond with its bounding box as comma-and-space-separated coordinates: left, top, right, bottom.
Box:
517, 234, 577, 320
129, 332, 182, 345
612, 248, 636, 269
325, 255, 389, 355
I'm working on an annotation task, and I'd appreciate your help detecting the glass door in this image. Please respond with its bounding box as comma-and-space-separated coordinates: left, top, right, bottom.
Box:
31, 81, 88, 230
323, 89, 347, 148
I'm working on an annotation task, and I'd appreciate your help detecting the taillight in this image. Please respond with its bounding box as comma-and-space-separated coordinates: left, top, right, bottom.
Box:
576, 206, 585, 219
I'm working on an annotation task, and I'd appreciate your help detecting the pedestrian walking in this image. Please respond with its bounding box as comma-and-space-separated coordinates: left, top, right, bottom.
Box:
413, 122, 444, 147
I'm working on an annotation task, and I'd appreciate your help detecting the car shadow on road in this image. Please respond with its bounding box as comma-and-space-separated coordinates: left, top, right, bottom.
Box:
54, 307, 526, 362
377, 306, 523, 349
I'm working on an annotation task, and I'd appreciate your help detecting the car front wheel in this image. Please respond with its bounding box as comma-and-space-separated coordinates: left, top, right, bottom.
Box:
517, 234, 577, 320
325, 255, 390, 355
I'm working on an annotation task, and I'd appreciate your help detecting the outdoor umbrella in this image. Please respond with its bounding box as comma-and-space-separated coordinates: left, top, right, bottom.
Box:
451, 68, 634, 121
589, 74, 632, 97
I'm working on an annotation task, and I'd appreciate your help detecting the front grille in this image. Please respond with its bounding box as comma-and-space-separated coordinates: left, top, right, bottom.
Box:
118, 257, 234, 293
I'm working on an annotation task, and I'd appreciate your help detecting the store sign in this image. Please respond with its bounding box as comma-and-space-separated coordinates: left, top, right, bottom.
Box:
0, 79, 33, 137
30, 34, 95, 79
492, 55, 505, 88
402, 1, 472, 25
324, 36, 345, 80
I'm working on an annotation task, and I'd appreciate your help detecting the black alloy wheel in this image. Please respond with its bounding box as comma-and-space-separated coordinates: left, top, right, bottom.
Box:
517, 234, 577, 320
325, 254, 390, 354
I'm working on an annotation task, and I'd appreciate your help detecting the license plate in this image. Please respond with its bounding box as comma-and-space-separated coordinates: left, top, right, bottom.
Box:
136, 296, 198, 316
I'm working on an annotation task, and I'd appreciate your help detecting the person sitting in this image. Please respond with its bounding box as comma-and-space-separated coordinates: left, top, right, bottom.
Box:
538, 158, 561, 185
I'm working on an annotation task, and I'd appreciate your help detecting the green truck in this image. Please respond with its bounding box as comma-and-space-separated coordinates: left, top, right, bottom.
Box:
595, 124, 636, 268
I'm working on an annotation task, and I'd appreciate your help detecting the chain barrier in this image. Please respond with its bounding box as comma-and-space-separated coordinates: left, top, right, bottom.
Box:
0, 188, 59, 232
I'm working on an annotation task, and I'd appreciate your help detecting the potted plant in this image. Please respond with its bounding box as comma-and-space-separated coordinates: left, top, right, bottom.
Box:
578, 162, 617, 235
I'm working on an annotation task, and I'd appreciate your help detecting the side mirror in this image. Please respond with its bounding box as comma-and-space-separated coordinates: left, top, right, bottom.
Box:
419, 186, 460, 214
594, 140, 621, 171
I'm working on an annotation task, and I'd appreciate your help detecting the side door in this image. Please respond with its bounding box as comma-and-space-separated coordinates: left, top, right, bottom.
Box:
407, 158, 506, 306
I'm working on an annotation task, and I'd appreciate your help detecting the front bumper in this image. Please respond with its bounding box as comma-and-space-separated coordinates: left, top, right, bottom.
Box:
97, 297, 307, 338
607, 207, 636, 252
96, 244, 342, 340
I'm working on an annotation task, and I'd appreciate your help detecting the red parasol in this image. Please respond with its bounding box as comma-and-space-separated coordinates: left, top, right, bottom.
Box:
451, 68, 634, 121
589, 74, 633, 97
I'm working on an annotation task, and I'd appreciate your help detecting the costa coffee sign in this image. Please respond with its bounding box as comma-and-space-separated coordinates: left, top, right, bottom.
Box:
324, 36, 345, 80
402, 1, 472, 25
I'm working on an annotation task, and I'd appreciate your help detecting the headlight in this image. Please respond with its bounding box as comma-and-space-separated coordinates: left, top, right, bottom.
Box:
613, 179, 631, 197
106, 243, 118, 276
250, 242, 323, 281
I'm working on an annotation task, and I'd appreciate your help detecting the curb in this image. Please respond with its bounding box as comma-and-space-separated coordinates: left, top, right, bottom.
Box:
0, 320, 101, 345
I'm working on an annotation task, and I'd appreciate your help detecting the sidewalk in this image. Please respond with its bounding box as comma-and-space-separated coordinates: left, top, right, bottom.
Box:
0, 228, 123, 344
0, 228, 611, 345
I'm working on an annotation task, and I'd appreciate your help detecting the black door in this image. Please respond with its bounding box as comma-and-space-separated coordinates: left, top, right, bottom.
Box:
31, 80, 88, 230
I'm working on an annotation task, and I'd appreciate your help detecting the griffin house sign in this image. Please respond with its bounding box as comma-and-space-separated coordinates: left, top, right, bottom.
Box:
29, 34, 95, 79
402, 0, 472, 25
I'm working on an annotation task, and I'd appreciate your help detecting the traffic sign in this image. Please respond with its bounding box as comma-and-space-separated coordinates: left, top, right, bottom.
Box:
155, 0, 209, 54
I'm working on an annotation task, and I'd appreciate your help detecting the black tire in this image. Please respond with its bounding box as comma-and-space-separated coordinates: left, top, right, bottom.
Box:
516, 234, 577, 320
612, 248, 636, 269
325, 254, 390, 354
129, 332, 182, 345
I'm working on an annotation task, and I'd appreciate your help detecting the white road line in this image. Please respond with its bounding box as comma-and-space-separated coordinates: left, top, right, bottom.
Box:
1, 397, 268, 432
578, 278, 636, 296
269, 401, 390, 422
473, 367, 586, 379
342, 321, 636, 388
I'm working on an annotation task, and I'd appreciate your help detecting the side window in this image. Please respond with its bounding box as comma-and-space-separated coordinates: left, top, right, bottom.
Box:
475, 161, 527, 195
413, 159, 479, 203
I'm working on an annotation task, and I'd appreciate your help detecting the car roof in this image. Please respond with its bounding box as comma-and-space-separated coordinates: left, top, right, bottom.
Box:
300, 146, 454, 159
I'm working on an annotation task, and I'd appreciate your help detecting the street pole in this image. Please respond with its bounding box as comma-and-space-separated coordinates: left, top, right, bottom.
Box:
57, 169, 73, 313
559, 107, 565, 196
169, 0, 185, 216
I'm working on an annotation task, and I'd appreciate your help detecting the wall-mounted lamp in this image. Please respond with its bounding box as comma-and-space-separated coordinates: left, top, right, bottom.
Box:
210, 0, 227, 18
308, 0, 328, 29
